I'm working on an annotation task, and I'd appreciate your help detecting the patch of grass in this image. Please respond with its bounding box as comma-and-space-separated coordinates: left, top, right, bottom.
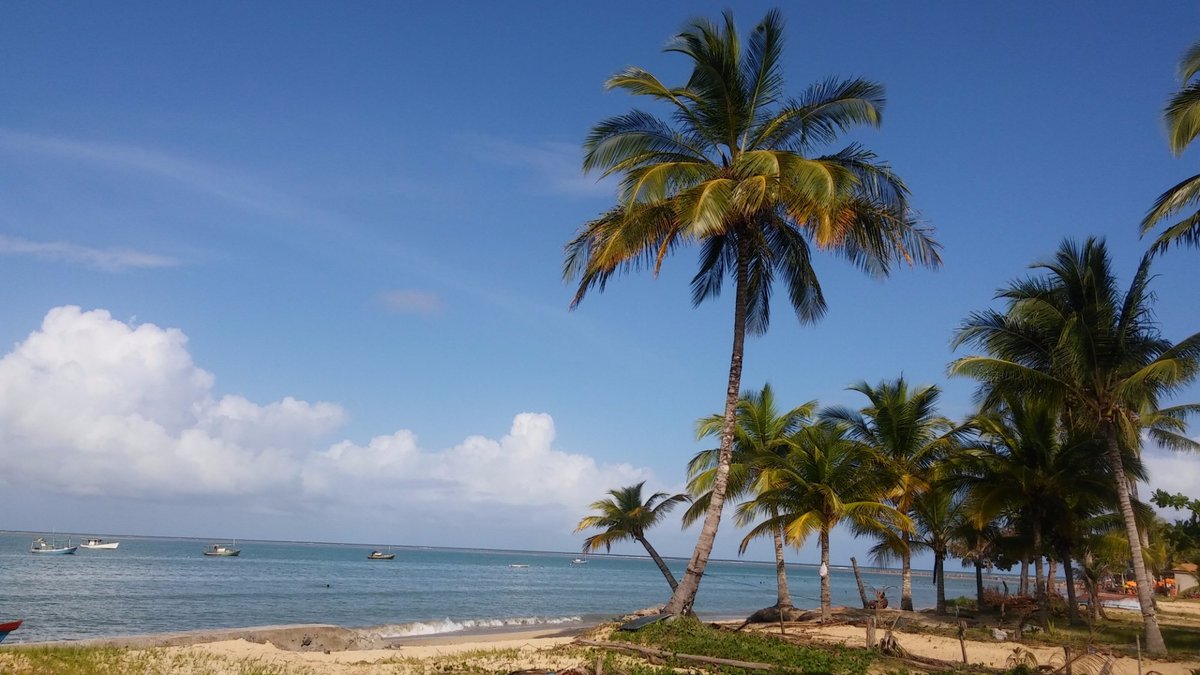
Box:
0, 646, 316, 675
608, 617, 874, 675
1021, 615, 1200, 655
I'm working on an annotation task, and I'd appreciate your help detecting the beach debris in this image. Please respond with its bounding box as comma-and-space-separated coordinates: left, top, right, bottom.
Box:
867, 589, 889, 610
618, 613, 673, 631
300, 634, 312, 647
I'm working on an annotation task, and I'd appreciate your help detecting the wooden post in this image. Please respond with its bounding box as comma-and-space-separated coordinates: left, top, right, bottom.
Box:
851, 556, 870, 608
1063, 646, 1071, 675
866, 616, 876, 649
1136, 635, 1142, 675
958, 620, 968, 665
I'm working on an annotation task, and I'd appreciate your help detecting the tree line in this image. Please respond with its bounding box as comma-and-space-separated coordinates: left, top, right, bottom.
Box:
565, 9, 1200, 657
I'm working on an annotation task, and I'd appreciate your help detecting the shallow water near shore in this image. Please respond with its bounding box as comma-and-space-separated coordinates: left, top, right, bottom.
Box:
0, 531, 986, 643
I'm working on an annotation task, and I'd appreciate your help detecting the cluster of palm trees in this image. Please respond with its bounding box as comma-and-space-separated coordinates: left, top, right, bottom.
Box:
579, 239, 1198, 650
565, 9, 1200, 658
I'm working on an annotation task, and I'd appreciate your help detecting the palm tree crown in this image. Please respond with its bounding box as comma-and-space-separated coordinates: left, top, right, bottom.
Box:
1142, 40, 1200, 253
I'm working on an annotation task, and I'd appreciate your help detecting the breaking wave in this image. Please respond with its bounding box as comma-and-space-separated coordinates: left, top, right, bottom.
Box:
374, 615, 583, 638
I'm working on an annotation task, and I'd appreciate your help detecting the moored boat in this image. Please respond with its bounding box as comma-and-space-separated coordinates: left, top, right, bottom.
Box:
81, 538, 120, 550
31, 537, 77, 554
367, 550, 395, 560
0, 620, 21, 644
571, 558, 588, 565
203, 543, 240, 557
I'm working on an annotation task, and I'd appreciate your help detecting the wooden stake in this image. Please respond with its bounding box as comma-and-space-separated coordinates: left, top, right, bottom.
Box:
866, 616, 876, 649
958, 620, 968, 665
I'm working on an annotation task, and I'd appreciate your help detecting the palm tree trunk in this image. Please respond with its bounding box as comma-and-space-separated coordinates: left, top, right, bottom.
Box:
1047, 557, 1056, 596
1104, 425, 1167, 655
1019, 560, 1029, 595
1061, 550, 1080, 624
934, 551, 946, 615
663, 241, 750, 616
901, 541, 914, 611
771, 510, 793, 609
975, 559, 985, 609
820, 525, 831, 622
1033, 521, 1047, 627
637, 536, 679, 591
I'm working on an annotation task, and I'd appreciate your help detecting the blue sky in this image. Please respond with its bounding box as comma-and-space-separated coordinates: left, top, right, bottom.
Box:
1, 2, 1199, 567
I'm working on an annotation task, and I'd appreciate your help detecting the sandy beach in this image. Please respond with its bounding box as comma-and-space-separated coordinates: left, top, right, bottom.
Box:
4, 605, 1200, 675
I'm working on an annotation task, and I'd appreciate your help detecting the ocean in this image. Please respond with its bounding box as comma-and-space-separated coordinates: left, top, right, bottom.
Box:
0, 532, 986, 643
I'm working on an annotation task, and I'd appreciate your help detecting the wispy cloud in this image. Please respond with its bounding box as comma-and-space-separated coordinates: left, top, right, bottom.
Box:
465, 136, 618, 198
377, 289, 445, 315
0, 235, 178, 272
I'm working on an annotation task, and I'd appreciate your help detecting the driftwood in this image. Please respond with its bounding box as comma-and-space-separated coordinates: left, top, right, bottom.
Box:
851, 557, 870, 608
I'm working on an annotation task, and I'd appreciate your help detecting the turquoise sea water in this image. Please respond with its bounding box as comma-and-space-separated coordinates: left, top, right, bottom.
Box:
0, 532, 986, 643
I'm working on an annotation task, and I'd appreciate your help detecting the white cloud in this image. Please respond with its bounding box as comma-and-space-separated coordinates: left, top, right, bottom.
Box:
0, 306, 654, 528
1143, 442, 1200, 518
466, 136, 618, 198
377, 289, 445, 315
0, 234, 178, 271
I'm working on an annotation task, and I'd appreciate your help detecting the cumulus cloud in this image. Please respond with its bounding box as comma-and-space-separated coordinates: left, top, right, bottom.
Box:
0, 306, 652, 525
377, 289, 445, 315
0, 234, 178, 271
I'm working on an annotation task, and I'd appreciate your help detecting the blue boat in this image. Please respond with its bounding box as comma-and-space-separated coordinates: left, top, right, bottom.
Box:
0, 620, 21, 643
31, 537, 77, 554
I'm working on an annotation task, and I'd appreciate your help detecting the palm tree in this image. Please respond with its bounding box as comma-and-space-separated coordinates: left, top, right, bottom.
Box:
909, 480, 966, 615
745, 422, 908, 621
949, 511, 1000, 611
685, 383, 816, 612
1142, 41, 1200, 253
575, 482, 689, 591
564, 10, 940, 616
823, 378, 959, 611
951, 237, 1200, 655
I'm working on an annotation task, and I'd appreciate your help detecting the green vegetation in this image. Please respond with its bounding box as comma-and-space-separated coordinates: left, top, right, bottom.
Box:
609, 617, 873, 675
1143, 40, 1200, 253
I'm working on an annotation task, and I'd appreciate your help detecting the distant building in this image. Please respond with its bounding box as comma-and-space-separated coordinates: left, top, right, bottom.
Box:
1171, 563, 1198, 595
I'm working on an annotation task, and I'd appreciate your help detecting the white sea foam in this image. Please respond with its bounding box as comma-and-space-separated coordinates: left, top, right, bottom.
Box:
375, 615, 583, 638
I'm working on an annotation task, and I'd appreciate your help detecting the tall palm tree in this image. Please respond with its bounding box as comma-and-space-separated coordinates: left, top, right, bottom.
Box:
564, 10, 940, 616
745, 422, 908, 621
949, 510, 1000, 611
685, 383, 817, 611
823, 378, 959, 611
575, 482, 689, 591
951, 237, 1200, 655
1142, 41, 1200, 253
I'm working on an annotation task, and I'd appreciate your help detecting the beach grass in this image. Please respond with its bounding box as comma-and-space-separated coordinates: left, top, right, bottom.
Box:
607, 617, 874, 675
0, 646, 310, 675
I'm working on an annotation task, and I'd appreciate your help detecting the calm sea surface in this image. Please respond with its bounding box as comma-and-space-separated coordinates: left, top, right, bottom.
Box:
0, 532, 984, 643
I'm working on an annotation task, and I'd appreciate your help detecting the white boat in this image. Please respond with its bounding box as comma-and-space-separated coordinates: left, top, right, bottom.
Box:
509, 563, 529, 568
203, 543, 240, 557
31, 537, 77, 555
80, 538, 120, 550
571, 558, 588, 565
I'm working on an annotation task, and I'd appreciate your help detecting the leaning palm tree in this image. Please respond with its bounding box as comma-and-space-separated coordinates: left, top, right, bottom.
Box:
823, 378, 959, 610
575, 482, 689, 591
745, 421, 909, 621
564, 10, 940, 616
1142, 41, 1200, 253
685, 383, 816, 613
952, 237, 1200, 655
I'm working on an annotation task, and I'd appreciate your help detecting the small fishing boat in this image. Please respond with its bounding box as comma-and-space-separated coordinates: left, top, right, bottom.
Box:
31, 537, 77, 554
0, 620, 21, 644
203, 543, 240, 557
80, 538, 120, 550
509, 563, 529, 568
571, 558, 588, 565
367, 550, 395, 560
